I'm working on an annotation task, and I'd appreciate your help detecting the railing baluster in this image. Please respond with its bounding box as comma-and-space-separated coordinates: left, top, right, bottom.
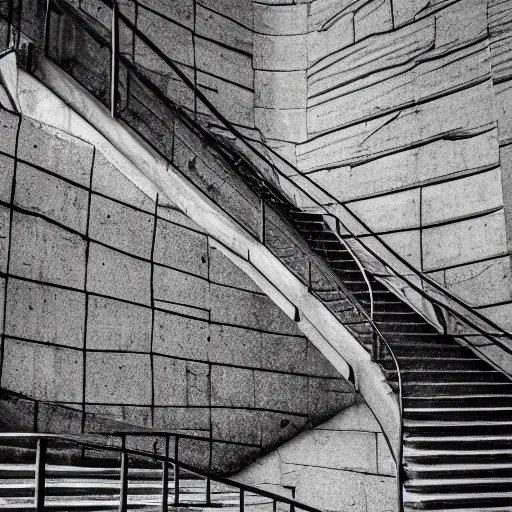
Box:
206, 477, 211, 505
371, 327, 381, 362
174, 436, 180, 505
161, 435, 169, 512
119, 437, 128, 512
307, 260, 312, 293
110, 0, 119, 117
239, 488, 244, 512
44, 0, 52, 57
34, 438, 47, 512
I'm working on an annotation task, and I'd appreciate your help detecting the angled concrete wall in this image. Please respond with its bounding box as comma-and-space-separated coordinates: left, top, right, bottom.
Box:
0, 100, 360, 472
234, 397, 396, 512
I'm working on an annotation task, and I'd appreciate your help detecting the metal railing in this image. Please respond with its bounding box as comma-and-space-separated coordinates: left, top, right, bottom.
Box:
0, 432, 323, 512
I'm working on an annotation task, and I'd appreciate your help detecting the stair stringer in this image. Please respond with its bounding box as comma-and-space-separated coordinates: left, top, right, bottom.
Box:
0, 54, 401, 464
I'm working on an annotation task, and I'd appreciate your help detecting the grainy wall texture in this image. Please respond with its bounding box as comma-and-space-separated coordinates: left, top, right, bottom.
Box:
0, 99, 358, 472
251, 0, 512, 345
235, 397, 397, 512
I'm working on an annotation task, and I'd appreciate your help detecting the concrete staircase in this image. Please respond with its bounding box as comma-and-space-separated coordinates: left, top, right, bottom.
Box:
279, 207, 512, 512
0, 463, 268, 511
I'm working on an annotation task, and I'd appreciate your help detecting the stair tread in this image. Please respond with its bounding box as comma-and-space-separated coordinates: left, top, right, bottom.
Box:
406, 477, 512, 486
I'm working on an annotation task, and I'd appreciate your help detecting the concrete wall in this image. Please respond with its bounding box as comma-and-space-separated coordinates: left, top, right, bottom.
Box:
250, 0, 512, 343
70, 0, 255, 128
0, 102, 359, 472
235, 396, 396, 512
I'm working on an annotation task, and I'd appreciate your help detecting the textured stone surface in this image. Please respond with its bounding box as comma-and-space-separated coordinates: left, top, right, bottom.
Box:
423, 211, 508, 271
255, 107, 308, 143
10, 212, 87, 289
87, 296, 152, 352
0, 109, 20, 157
255, 70, 307, 109
253, 34, 308, 71
14, 163, 89, 234
86, 352, 152, 404
154, 218, 208, 277
354, 0, 392, 42
254, 3, 308, 35
0, 154, 14, 202
2, 339, 83, 403
17, 121, 93, 187
89, 194, 154, 259
5, 279, 85, 348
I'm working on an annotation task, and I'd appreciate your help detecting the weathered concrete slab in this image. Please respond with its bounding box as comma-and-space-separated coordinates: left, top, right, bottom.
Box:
10, 212, 87, 288
0, 108, 19, 157
307, 12, 354, 66
197, 72, 255, 128
211, 366, 255, 407
195, 38, 254, 89
495, 81, 512, 143
92, 152, 155, 213
422, 168, 503, 225
254, 3, 308, 35
89, 194, 154, 259
87, 242, 151, 304
255, 107, 307, 143
17, 120, 93, 187
354, 0, 392, 42
422, 210, 508, 271
0, 204, 9, 274
0, 153, 14, 203
210, 283, 302, 334
153, 356, 187, 406
2, 339, 83, 402
5, 279, 85, 348
196, 5, 253, 54
153, 310, 209, 361
154, 218, 208, 278
254, 371, 308, 413
392, 0, 429, 26
15, 163, 88, 234
153, 265, 210, 310
443, 256, 512, 307
86, 352, 152, 404
253, 34, 308, 71
307, 16, 435, 99
198, 0, 253, 29
87, 296, 152, 352
139, 0, 194, 28
255, 70, 307, 109
308, 131, 499, 203
299, 81, 495, 172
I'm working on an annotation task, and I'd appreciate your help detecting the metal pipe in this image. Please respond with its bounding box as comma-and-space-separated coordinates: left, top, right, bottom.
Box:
161, 436, 169, 512
34, 438, 47, 512
119, 437, 128, 512
110, 0, 119, 117
174, 436, 180, 505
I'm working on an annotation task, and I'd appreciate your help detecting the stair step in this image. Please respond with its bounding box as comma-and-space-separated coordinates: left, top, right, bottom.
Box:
389, 370, 507, 383
403, 381, 512, 396
381, 358, 485, 371
405, 461, 512, 479
405, 476, 512, 493
404, 406, 512, 421
404, 395, 512, 408
403, 490, 512, 510
403, 418, 512, 435
391, 344, 474, 358
404, 433, 512, 450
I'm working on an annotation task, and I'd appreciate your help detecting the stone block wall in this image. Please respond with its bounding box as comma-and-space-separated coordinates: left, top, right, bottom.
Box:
235, 397, 396, 512
69, 0, 255, 128
0, 103, 358, 472
250, 0, 512, 348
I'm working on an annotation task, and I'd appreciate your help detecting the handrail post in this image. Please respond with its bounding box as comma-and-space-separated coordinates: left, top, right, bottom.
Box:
119, 435, 128, 512
174, 436, 180, 505
35, 438, 47, 512
44, 0, 52, 57
371, 327, 381, 362
161, 435, 169, 512
206, 477, 211, 505
307, 260, 312, 293
110, 0, 119, 117
240, 488, 245, 512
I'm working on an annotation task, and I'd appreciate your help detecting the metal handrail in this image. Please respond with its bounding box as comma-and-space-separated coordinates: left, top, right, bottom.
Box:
0, 433, 323, 512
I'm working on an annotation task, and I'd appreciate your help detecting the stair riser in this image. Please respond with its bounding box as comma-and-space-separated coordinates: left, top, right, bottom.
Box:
405, 483, 512, 494
382, 360, 487, 371
404, 397, 512, 407
404, 439, 512, 450
404, 498, 512, 510
404, 410, 512, 420
397, 373, 507, 383
403, 384, 512, 396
